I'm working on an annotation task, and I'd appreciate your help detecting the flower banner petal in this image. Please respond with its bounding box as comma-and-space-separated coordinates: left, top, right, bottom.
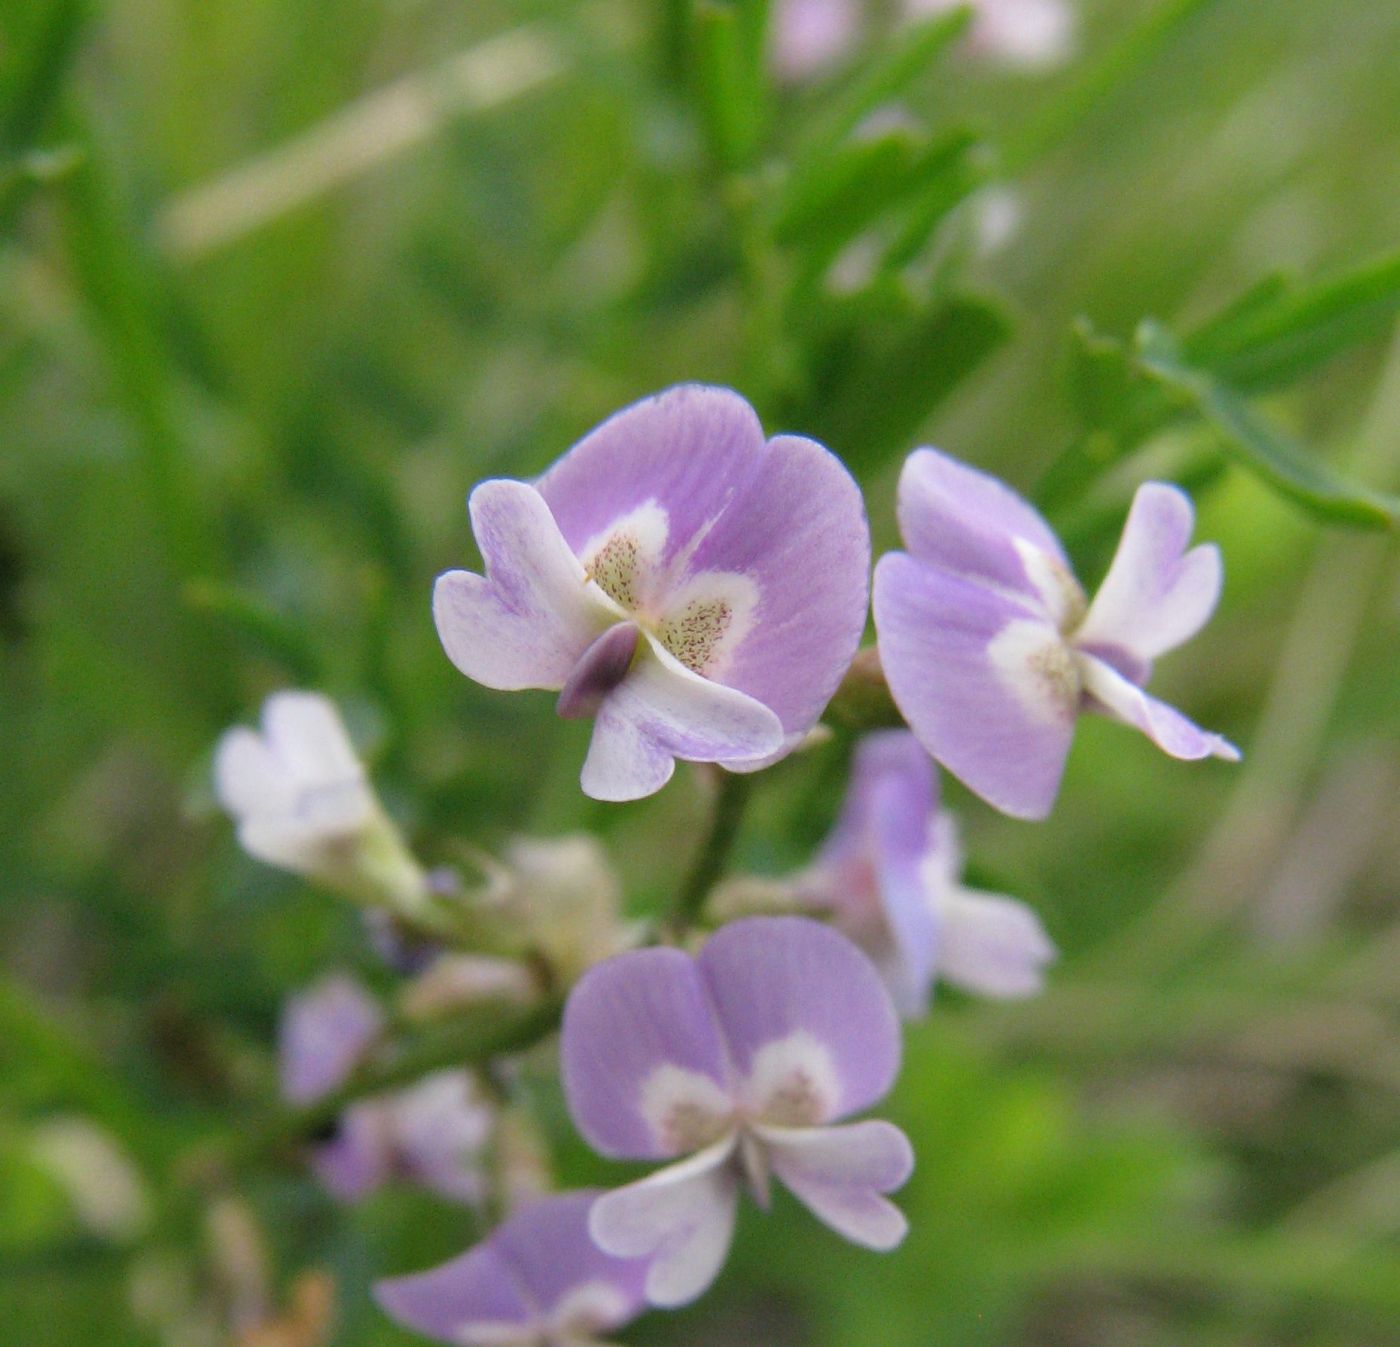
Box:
699, 918, 901, 1122
683, 433, 870, 740
535, 386, 766, 568
562, 948, 731, 1160
374, 1243, 531, 1345
896, 448, 1070, 612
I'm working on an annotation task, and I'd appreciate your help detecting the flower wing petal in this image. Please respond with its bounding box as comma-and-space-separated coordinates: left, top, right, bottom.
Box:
434, 480, 610, 692
588, 1141, 740, 1309
1080, 654, 1240, 762
561, 947, 731, 1160
698, 917, 901, 1122
873, 553, 1077, 820
1075, 482, 1222, 670
580, 645, 784, 802
761, 1120, 913, 1251
867, 747, 940, 1018
261, 691, 364, 787
934, 889, 1056, 998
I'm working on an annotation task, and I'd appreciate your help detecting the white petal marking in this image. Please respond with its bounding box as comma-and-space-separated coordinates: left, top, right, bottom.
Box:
588, 1138, 739, 1308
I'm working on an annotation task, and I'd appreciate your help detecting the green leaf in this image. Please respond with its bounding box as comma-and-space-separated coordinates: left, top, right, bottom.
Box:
1137, 323, 1400, 529
691, 1, 768, 170
795, 8, 972, 162
1183, 248, 1400, 393
803, 291, 1012, 476
776, 125, 923, 247
183, 579, 324, 685
877, 129, 985, 272
0, 0, 88, 155
1002, 0, 1224, 174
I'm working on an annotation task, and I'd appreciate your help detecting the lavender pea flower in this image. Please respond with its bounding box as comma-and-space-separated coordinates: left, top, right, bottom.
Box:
905, 0, 1075, 68
802, 731, 1055, 1015
562, 917, 913, 1308
433, 385, 870, 802
771, 0, 864, 81
214, 692, 432, 919
873, 449, 1239, 820
281, 975, 494, 1205
375, 1191, 650, 1347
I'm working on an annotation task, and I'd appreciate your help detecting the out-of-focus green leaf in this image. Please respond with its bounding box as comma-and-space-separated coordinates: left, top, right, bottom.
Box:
1065, 314, 1143, 429
795, 8, 972, 160
776, 125, 923, 247
0, 142, 81, 218
0, 0, 87, 155
880, 134, 987, 271
0, 1127, 73, 1255
804, 291, 1011, 475
1002, 0, 1223, 173
776, 125, 977, 264
184, 580, 323, 686
1183, 248, 1400, 393
691, 1, 768, 170
1138, 324, 1400, 528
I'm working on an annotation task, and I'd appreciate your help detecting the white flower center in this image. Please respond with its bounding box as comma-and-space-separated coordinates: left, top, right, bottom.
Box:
1012, 537, 1087, 634
987, 618, 1082, 725
579, 503, 757, 678
639, 1065, 735, 1155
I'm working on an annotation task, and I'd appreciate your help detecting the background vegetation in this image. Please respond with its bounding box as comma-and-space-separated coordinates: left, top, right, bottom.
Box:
3, 1, 1400, 1343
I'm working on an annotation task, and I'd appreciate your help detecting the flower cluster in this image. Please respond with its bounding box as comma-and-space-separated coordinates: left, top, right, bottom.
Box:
772, 0, 1075, 82
213, 382, 1235, 1342
279, 974, 495, 1204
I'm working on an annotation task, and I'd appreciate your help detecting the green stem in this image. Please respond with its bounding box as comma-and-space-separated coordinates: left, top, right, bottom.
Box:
669, 770, 754, 936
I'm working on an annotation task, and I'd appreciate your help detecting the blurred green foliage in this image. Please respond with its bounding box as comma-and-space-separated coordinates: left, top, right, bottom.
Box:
3, 0, 1400, 1344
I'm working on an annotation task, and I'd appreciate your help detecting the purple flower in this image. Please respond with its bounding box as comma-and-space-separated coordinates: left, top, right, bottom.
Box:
375, 1191, 650, 1347
873, 449, 1239, 820
280, 975, 494, 1205
433, 386, 870, 802
905, 0, 1075, 68
771, 0, 864, 81
561, 917, 912, 1307
802, 731, 1055, 1015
